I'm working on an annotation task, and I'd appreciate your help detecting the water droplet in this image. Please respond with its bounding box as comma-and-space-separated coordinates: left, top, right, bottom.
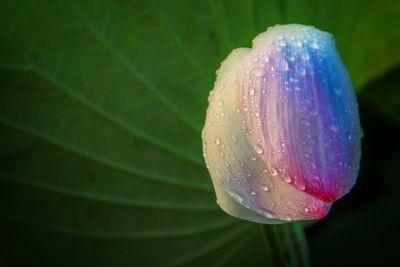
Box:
245, 69, 250, 75
310, 41, 320, 49
261, 184, 269, 192
255, 144, 264, 155
329, 124, 339, 132
249, 88, 255, 96
217, 100, 223, 106
311, 174, 320, 180
301, 119, 311, 126
278, 59, 289, 72
347, 133, 352, 140
224, 161, 230, 167
252, 68, 264, 77
251, 191, 256, 196
297, 66, 306, 76
283, 174, 292, 183
252, 157, 257, 161
297, 180, 306, 190
280, 142, 286, 147
310, 109, 318, 116
304, 207, 310, 213
214, 138, 221, 145
334, 88, 343, 96
263, 168, 268, 173
262, 209, 278, 219
285, 214, 293, 221
228, 191, 244, 204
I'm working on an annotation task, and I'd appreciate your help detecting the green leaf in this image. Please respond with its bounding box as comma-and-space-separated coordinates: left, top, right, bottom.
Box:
0, 0, 399, 266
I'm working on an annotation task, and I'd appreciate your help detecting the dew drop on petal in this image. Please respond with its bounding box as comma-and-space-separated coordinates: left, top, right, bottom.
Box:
228, 191, 244, 204
254, 144, 264, 155
334, 87, 343, 96
297, 66, 306, 76
278, 59, 289, 72
297, 180, 306, 191
283, 175, 292, 183
263, 209, 278, 219
261, 184, 269, 192
252, 68, 264, 77
249, 88, 255, 96
329, 124, 339, 132
310, 109, 318, 116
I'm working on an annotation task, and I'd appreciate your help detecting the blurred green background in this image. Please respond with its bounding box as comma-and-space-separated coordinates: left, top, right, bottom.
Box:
0, 0, 399, 266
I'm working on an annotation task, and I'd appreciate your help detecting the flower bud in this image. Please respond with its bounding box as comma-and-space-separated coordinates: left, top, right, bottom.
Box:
202, 24, 361, 223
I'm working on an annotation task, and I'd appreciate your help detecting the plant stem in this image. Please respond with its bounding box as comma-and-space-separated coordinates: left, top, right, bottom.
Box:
261, 223, 311, 267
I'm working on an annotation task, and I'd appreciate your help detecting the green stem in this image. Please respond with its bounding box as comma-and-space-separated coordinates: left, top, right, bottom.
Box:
261, 223, 311, 267
292, 223, 311, 267
261, 225, 290, 267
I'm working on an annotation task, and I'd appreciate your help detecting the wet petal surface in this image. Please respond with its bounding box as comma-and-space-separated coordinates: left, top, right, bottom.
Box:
202, 24, 361, 223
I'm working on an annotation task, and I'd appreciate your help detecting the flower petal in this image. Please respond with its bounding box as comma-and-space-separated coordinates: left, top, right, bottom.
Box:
202, 24, 361, 223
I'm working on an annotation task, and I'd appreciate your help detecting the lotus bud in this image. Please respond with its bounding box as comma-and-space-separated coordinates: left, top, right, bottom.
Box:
202, 24, 362, 223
